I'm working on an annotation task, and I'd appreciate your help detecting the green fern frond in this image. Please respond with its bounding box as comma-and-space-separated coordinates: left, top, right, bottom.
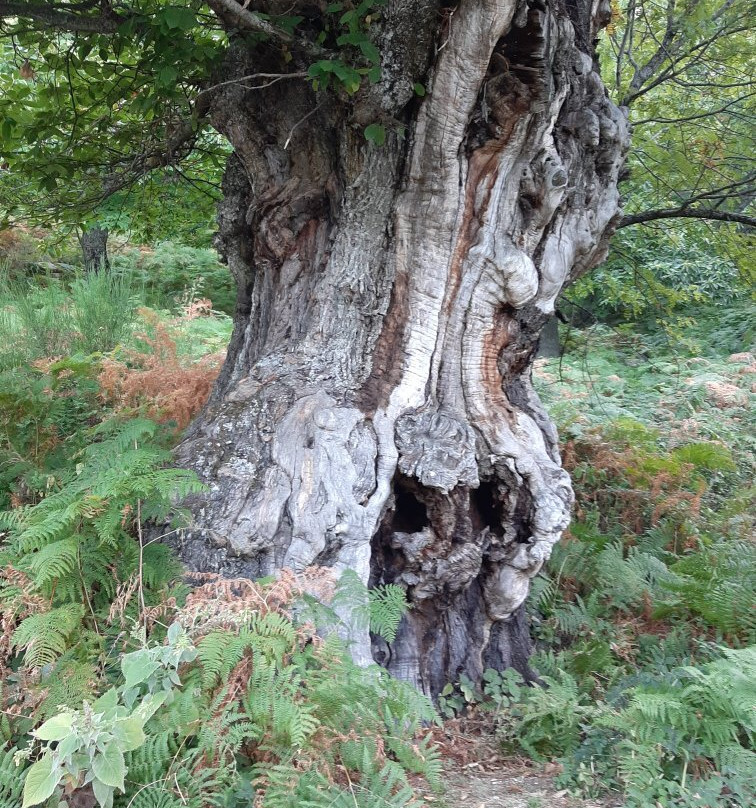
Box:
615, 739, 663, 796
37, 655, 99, 718
671, 441, 736, 472
116, 790, 185, 808
25, 536, 79, 585
242, 659, 319, 751
368, 584, 408, 643
717, 744, 756, 780
11, 602, 84, 667
196, 630, 230, 690
88, 416, 161, 454
124, 730, 180, 787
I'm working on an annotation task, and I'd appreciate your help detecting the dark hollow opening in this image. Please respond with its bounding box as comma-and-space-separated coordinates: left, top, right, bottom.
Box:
391, 477, 430, 534
472, 480, 505, 536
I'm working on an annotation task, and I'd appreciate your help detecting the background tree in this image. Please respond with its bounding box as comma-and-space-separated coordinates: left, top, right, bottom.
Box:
0, 24, 226, 258
570, 0, 754, 322
1, 0, 631, 696
611, 0, 754, 230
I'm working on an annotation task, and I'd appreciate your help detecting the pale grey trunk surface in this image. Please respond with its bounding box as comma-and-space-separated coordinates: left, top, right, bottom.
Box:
173, 0, 628, 696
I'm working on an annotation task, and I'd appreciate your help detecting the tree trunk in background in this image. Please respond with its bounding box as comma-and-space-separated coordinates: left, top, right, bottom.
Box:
172, 0, 629, 697
79, 226, 110, 273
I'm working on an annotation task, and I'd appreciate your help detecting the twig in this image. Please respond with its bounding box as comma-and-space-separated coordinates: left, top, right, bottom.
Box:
197, 71, 309, 99
284, 102, 323, 150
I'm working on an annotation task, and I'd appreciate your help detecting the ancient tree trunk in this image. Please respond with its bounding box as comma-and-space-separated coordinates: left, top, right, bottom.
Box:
79, 226, 110, 273
173, 0, 628, 696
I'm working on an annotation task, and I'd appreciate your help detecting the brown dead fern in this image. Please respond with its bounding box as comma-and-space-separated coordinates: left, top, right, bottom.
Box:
98, 311, 222, 429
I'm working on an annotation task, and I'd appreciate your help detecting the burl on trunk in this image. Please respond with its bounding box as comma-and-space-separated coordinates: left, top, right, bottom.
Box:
172, 0, 628, 697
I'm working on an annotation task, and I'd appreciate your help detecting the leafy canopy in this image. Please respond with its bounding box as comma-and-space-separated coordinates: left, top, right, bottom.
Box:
606, 0, 755, 229
0, 1, 387, 230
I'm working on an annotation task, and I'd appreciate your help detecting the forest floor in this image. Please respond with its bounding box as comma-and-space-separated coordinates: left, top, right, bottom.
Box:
0, 253, 752, 808
438, 763, 613, 808
413, 715, 619, 808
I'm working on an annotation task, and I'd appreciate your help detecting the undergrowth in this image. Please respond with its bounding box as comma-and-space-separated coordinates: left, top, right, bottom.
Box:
3, 569, 438, 808
0, 266, 439, 808
1, 252, 754, 808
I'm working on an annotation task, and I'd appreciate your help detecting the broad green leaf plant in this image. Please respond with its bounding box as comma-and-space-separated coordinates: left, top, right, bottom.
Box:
21, 623, 196, 808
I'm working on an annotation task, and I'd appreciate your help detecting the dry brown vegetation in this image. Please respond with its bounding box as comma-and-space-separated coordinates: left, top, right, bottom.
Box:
99, 309, 223, 429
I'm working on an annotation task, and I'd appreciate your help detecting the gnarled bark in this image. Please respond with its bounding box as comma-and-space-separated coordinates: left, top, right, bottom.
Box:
172, 0, 629, 696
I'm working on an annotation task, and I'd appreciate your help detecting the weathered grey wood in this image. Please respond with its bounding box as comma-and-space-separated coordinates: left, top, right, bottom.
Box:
171, 0, 629, 696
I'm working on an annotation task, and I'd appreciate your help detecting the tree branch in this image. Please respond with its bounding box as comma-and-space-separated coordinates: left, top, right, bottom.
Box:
619, 207, 756, 228
106, 94, 213, 189
621, 13, 750, 107
632, 92, 756, 125
206, 0, 331, 59
0, 2, 123, 33
626, 0, 679, 100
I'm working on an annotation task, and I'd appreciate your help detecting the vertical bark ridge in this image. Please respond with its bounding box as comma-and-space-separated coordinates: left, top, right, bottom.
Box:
363, 0, 626, 691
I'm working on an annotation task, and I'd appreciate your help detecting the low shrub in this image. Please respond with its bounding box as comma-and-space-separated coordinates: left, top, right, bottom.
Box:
2, 563, 440, 808
476, 648, 755, 808
0, 271, 137, 369
99, 311, 223, 429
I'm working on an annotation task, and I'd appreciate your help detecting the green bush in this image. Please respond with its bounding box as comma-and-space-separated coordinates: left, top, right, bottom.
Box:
497, 302, 756, 806
3, 564, 439, 808
69, 271, 138, 353
0, 417, 199, 680
0, 360, 438, 808
474, 647, 755, 808
570, 224, 750, 324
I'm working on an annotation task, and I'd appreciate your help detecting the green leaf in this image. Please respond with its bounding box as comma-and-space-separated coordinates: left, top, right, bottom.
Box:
121, 649, 160, 689
276, 15, 304, 34
163, 7, 197, 30
92, 744, 125, 791
166, 622, 183, 644
131, 690, 168, 724
113, 716, 146, 752
92, 688, 119, 716
157, 66, 178, 87
92, 777, 114, 808
364, 123, 386, 146
413, 83, 426, 96
308, 60, 333, 79
22, 754, 60, 808
331, 61, 361, 93
77, 41, 93, 61
57, 734, 80, 760
34, 711, 73, 741
1, 117, 14, 140
359, 40, 381, 64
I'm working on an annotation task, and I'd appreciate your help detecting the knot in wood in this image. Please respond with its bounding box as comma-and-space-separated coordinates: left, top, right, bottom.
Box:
395, 408, 479, 493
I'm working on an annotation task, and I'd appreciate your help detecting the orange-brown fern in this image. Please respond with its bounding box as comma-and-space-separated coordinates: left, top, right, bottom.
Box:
98, 312, 222, 429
